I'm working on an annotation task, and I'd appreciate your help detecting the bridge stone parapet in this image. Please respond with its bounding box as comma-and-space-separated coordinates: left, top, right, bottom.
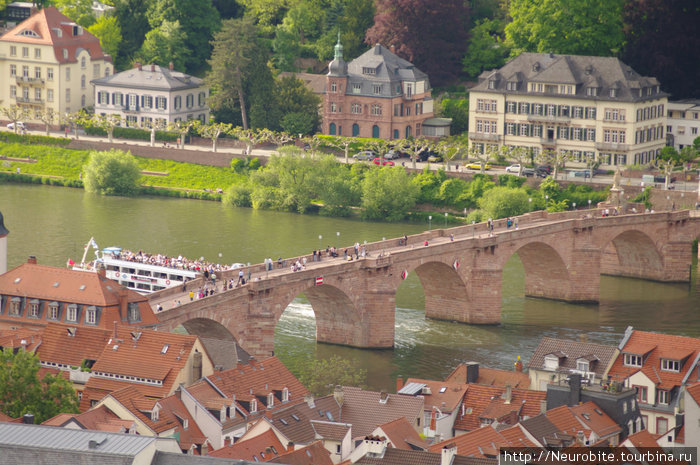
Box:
152, 210, 700, 358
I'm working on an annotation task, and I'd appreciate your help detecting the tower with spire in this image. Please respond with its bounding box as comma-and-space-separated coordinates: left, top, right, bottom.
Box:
324, 33, 349, 136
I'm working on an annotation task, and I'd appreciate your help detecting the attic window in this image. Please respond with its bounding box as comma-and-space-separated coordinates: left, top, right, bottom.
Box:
544, 355, 560, 370
362, 67, 376, 75
291, 414, 300, 421
661, 359, 680, 372
63, 49, 68, 59
488, 80, 496, 89
19, 29, 40, 38
14, 278, 21, 284
609, 88, 617, 98
586, 87, 598, 97
79, 285, 86, 291
161, 344, 169, 354
53, 282, 59, 287
582, 413, 590, 420
576, 360, 590, 372
279, 418, 288, 425
623, 353, 642, 367
439, 387, 447, 393
53, 28, 62, 38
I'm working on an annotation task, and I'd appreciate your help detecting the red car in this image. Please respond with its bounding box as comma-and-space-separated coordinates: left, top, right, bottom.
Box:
372, 157, 395, 166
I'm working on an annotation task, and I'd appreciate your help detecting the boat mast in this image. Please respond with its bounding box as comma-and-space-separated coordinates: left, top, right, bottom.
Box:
80, 237, 95, 266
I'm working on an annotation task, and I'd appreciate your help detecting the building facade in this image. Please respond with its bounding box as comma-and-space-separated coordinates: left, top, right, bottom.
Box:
91, 63, 209, 128
323, 40, 439, 140
468, 53, 667, 168
666, 99, 700, 151
0, 7, 111, 124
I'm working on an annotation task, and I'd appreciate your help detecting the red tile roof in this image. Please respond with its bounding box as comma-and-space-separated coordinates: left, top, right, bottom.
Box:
375, 417, 428, 450
608, 330, 700, 390
453, 385, 545, 432
311, 420, 351, 442
0, 262, 158, 329
0, 327, 42, 352
544, 405, 588, 436
269, 441, 334, 465
446, 364, 530, 389
42, 404, 135, 433
570, 401, 622, 438
403, 378, 467, 413
35, 322, 111, 368
429, 426, 509, 458
0, 7, 110, 63
624, 429, 660, 447
685, 382, 700, 405
209, 428, 286, 461
340, 387, 424, 438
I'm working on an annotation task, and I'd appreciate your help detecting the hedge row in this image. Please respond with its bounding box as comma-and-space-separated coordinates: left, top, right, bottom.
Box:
0, 132, 71, 146
0, 171, 83, 187
84, 126, 179, 142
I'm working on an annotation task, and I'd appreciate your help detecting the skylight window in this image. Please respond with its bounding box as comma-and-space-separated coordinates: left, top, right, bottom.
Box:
80, 284, 86, 290
161, 344, 169, 354
291, 414, 300, 421
439, 387, 447, 393
14, 278, 21, 284
279, 418, 288, 425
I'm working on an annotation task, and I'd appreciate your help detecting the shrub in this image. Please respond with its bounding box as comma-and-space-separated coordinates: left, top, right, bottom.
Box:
84, 126, 178, 142
223, 183, 252, 207
478, 186, 531, 219
0, 132, 70, 146
83, 149, 141, 196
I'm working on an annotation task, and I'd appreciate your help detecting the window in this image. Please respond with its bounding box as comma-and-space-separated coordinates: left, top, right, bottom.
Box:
67, 304, 77, 322
143, 95, 153, 109
506, 123, 515, 135
186, 94, 194, 108
128, 94, 138, 110
156, 97, 167, 110
66, 68, 70, 81
372, 84, 382, 94
22, 47, 29, 58
128, 303, 140, 321
586, 108, 596, 119
22, 65, 29, 77
624, 353, 642, 367
10, 45, 16, 56
35, 67, 41, 79
198, 91, 205, 106
113, 92, 123, 106
586, 87, 597, 96
267, 393, 274, 408
93, 63, 100, 77
656, 417, 668, 435
47, 89, 53, 102
573, 106, 583, 118
661, 359, 680, 372
81, 75, 86, 89
415, 102, 422, 114
48, 304, 58, 320
81, 94, 86, 107
80, 56, 86, 68
47, 68, 54, 81
330, 82, 337, 92
657, 390, 669, 405
174, 96, 181, 110
351, 103, 361, 114
362, 67, 376, 75
405, 83, 413, 97
105, 67, 110, 77
352, 83, 361, 93
10, 65, 16, 77
544, 355, 559, 370
34, 88, 41, 101
507, 102, 516, 113
371, 104, 382, 115
330, 102, 338, 113
636, 385, 648, 403
587, 128, 595, 141
86, 307, 96, 324
65, 88, 70, 103
576, 360, 589, 372
692, 127, 698, 135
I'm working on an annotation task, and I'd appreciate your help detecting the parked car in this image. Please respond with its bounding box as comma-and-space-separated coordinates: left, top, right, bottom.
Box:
505, 164, 522, 174
535, 165, 551, 178
572, 170, 592, 178
521, 168, 535, 177
353, 151, 375, 161
384, 150, 400, 160
465, 161, 491, 170
427, 154, 443, 162
6, 122, 26, 131
418, 150, 438, 162
373, 157, 395, 166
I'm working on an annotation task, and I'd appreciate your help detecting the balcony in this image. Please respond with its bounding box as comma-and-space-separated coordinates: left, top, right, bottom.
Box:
527, 114, 570, 124
15, 75, 45, 86
539, 138, 557, 147
595, 142, 629, 152
16, 96, 45, 106
469, 132, 502, 142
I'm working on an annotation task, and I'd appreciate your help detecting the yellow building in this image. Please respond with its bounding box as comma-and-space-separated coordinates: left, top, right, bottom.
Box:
0, 7, 112, 126
468, 53, 667, 168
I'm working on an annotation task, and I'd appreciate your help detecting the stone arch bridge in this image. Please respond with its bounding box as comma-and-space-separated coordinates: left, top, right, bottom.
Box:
151, 210, 700, 358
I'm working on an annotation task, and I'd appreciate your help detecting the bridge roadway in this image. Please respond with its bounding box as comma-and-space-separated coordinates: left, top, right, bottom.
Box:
149, 209, 700, 358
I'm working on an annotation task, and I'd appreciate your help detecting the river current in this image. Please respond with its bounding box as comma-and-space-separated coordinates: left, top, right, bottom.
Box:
2, 184, 699, 392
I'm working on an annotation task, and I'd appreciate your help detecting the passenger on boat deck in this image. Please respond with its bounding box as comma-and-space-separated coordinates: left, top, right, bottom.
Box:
116, 248, 237, 273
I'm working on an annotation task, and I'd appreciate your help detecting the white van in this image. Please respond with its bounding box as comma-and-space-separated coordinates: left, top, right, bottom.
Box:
641, 174, 655, 186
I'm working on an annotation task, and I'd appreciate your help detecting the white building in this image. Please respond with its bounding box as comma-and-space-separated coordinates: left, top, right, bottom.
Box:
666, 99, 700, 151
91, 63, 209, 128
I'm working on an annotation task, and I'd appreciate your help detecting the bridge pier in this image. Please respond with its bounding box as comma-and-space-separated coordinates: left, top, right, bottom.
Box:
524, 248, 601, 303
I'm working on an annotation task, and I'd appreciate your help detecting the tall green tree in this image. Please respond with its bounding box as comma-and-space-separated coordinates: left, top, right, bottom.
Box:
276, 75, 321, 132
478, 186, 531, 219
207, 17, 278, 129
505, 0, 624, 57
88, 16, 123, 60
53, 0, 96, 27
298, 355, 367, 396
361, 166, 419, 221
113, 0, 152, 68
462, 19, 509, 79
147, 0, 220, 73
83, 149, 142, 196
0, 348, 79, 423
135, 20, 190, 70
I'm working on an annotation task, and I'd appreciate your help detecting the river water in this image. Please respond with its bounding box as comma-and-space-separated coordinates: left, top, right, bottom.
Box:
2, 184, 699, 392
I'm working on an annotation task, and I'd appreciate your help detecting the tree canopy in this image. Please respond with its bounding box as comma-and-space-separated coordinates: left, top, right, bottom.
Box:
136, 19, 190, 71
505, 0, 624, 57
0, 348, 79, 423
298, 355, 367, 396
83, 149, 142, 196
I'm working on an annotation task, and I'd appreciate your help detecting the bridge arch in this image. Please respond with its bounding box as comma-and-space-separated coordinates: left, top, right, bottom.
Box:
599, 229, 664, 280
179, 317, 238, 341
502, 241, 572, 301
407, 260, 471, 322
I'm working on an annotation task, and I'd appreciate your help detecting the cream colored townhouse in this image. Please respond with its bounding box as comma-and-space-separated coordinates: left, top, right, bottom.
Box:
0, 7, 111, 126
469, 53, 667, 169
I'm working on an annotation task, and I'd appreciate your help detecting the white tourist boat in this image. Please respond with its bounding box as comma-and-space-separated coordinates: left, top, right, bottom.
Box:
72, 238, 200, 293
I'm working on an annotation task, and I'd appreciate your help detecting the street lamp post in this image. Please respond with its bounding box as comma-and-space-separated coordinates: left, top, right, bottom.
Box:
428, 215, 432, 231
573, 202, 576, 210
472, 220, 475, 238
588, 199, 592, 209
545, 195, 549, 209
463, 208, 467, 220
318, 234, 322, 251
336, 231, 340, 248
444, 212, 448, 228
528, 197, 532, 211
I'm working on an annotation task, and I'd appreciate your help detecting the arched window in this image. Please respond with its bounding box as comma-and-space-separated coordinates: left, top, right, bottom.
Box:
329, 122, 336, 135
405, 125, 412, 138
393, 129, 399, 139
372, 125, 379, 138
352, 123, 360, 137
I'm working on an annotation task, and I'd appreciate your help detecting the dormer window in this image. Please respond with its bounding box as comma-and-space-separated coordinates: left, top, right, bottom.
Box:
544, 355, 559, 370
267, 393, 274, 408
609, 88, 617, 98
152, 405, 159, 422
488, 80, 496, 89
48, 302, 59, 320
362, 67, 376, 75
623, 353, 642, 367
506, 81, 518, 91
10, 297, 21, 316
576, 360, 590, 372
282, 387, 289, 402
661, 359, 680, 372
29, 300, 40, 318
66, 304, 78, 322
250, 398, 258, 413
586, 87, 598, 97
352, 83, 361, 94
18, 29, 40, 38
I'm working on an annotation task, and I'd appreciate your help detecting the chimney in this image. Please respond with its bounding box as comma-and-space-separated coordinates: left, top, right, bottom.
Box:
441, 443, 457, 465
304, 394, 315, 409
22, 413, 34, 424
569, 374, 581, 406
136, 61, 142, 70
27, 255, 37, 264
504, 384, 512, 404
334, 385, 344, 407
514, 355, 523, 372
118, 287, 128, 320
540, 400, 547, 414
113, 320, 118, 338
465, 362, 479, 384
287, 441, 294, 453
150, 64, 155, 72
396, 376, 404, 392
224, 437, 232, 447
390, 44, 396, 53
169, 62, 174, 71
201, 442, 208, 456
379, 391, 389, 403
